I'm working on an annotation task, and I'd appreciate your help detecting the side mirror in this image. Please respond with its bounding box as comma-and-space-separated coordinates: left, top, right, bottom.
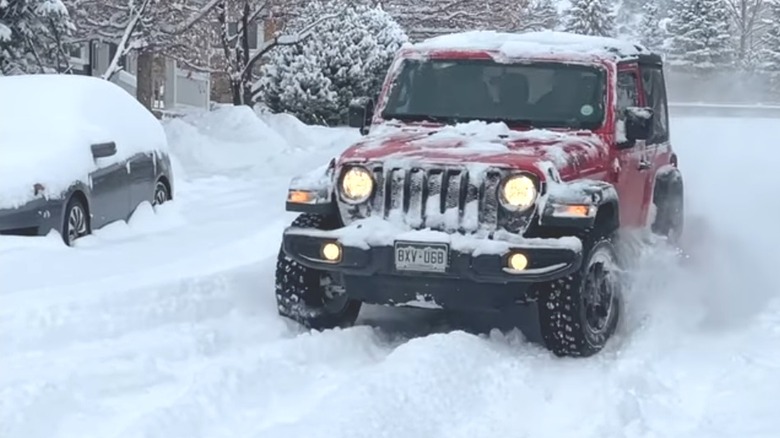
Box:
624, 106, 653, 141
91, 141, 117, 159
348, 96, 374, 135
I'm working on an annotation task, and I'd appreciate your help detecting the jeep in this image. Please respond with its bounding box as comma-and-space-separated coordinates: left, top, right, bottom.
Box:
274, 31, 684, 357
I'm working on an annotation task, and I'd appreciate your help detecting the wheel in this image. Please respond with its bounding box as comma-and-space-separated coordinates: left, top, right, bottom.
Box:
152, 179, 170, 206
538, 229, 622, 357
274, 213, 362, 330
62, 196, 90, 246
651, 178, 684, 243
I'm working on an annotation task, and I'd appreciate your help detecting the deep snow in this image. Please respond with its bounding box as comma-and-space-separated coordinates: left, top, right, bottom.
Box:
1, 108, 779, 438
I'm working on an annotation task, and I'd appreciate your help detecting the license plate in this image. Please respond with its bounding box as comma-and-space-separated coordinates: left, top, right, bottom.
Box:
394, 241, 449, 273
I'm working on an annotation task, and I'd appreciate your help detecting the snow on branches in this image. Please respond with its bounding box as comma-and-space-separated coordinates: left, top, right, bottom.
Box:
254, 0, 408, 125
0, 0, 73, 75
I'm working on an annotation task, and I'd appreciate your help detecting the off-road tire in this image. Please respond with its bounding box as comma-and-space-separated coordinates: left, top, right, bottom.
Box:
538, 227, 622, 358
274, 213, 362, 330
651, 178, 684, 244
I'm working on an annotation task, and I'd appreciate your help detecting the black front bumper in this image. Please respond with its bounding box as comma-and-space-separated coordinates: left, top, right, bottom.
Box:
0, 198, 63, 237
282, 220, 583, 310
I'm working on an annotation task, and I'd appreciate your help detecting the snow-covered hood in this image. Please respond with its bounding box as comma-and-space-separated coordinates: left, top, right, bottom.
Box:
339, 121, 608, 179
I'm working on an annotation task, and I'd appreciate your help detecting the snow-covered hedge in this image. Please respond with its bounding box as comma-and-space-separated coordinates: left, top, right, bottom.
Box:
254, 1, 408, 126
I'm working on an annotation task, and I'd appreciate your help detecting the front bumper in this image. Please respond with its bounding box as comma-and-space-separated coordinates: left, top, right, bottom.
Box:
0, 198, 62, 237
282, 219, 583, 309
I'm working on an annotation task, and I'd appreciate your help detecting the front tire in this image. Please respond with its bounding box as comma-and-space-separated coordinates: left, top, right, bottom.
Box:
152, 179, 170, 206
274, 213, 362, 330
62, 196, 90, 246
538, 231, 622, 357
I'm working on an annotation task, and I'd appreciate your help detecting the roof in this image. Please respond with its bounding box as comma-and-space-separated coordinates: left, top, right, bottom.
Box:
410, 30, 658, 63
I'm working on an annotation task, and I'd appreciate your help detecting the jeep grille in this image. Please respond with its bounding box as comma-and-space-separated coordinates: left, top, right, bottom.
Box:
337, 164, 535, 233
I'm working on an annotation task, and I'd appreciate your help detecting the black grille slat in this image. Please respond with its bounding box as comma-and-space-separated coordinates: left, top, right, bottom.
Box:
343, 164, 527, 234
407, 168, 425, 227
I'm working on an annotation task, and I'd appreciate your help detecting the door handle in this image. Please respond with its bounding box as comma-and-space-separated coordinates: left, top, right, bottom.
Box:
638, 159, 651, 171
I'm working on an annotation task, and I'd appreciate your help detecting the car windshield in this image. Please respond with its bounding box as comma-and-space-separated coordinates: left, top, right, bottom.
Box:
381, 58, 606, 130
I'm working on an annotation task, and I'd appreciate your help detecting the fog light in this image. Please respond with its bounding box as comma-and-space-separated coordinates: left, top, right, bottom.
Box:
321, 242, 342, 262
507, 252, 529, 271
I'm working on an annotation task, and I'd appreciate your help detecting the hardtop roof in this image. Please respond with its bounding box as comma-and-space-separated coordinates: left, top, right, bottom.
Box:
408, 30, 661, 64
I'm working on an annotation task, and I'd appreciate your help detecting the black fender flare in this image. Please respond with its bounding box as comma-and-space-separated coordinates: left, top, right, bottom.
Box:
538, 179, 620, 231
651, 164, 684, 205
284, 158, 338, 216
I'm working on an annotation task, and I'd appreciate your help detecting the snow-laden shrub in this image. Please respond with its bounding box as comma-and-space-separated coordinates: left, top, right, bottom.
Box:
254, 1, 408, 126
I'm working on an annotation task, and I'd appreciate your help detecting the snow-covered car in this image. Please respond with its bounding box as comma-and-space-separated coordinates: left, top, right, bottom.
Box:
275, 31, 684, 357
0, 74, 174, 246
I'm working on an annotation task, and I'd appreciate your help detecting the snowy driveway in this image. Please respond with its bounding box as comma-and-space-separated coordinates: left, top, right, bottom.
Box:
2, 109, 779, 438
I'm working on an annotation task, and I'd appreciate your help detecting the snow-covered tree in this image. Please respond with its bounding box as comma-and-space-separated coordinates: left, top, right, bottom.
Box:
564, 0, 616, 37
759, 0, 780, 93
255, 1, 408, 125
523, 0, 560, 31
639, 1, 665, 52
64, 0, 219, 108
0, 0, 73, 75
381, 0, 526, 40
666, 0, 735, 72
724, 0, 769, 69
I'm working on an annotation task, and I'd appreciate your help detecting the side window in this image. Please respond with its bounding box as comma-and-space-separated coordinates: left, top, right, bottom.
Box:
641, 66, 669, 143
616, 71, 639, 119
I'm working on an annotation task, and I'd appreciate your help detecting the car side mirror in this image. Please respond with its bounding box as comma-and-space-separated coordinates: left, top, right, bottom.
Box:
348, 96, 374, 135
625, 106, 653, 141
91, 141, 117, 159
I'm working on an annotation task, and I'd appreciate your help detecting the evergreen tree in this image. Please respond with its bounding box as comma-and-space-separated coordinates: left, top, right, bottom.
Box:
255, 1, 408, 125
563, 0, 616, 37
760, 0, 780, 95
639, 1, 665, 52
666, 0, 734, 72
0, 0, 72, 75
524, 0, 560, 31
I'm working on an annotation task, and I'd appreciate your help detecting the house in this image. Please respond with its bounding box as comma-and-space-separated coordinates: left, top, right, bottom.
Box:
67, 40, 212, 113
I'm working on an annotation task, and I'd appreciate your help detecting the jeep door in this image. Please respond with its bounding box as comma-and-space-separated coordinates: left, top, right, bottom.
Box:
638, 63, 674, 202
612, 65, 651, 228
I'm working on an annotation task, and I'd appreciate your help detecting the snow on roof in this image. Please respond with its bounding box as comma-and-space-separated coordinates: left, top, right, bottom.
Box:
412, 30, 651, 61
0, 74, 168, 209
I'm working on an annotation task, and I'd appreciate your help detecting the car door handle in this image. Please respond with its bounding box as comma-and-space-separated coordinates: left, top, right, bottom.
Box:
638, 159, 651, 170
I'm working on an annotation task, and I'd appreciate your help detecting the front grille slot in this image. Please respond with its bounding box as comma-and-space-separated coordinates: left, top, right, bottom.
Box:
365, 165, 506, 233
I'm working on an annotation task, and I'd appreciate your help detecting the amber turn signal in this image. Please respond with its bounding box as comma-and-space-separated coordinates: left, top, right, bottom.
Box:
288, 190, 314, 204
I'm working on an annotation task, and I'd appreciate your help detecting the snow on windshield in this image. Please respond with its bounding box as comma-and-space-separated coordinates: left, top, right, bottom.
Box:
0, 74, 167, 209
381, 58, 606, 130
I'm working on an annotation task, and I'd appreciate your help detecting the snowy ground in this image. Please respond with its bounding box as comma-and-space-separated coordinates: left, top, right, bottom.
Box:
2, 107, 779, 438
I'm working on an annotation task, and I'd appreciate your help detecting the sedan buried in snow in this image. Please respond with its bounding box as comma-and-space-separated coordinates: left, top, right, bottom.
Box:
0, 74, 174, 246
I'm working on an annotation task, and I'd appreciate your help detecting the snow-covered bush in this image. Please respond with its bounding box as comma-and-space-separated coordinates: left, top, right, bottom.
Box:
254, 1, 408, 126
665, 0, 734, 72
563, 0, 616, 37
0, 0, 73, 75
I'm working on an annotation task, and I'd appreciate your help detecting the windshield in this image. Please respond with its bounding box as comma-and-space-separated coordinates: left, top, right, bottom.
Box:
381, 59, 606, 130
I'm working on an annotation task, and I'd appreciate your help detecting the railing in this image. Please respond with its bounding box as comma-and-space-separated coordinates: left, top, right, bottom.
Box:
669, 102, 780, 118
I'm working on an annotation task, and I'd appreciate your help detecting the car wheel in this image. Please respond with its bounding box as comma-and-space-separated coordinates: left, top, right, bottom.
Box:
538, 230, 622, 358
63, 196, 90, 246
152, 180, 170, 206
275, 213, 362, 330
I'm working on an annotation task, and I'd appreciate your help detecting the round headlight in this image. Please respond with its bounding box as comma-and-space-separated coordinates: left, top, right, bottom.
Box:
341, 166, 374, 203
500, 174, 537, 211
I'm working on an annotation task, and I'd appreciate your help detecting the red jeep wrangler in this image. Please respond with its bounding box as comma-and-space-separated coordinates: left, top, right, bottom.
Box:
275, 31, 684, 357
